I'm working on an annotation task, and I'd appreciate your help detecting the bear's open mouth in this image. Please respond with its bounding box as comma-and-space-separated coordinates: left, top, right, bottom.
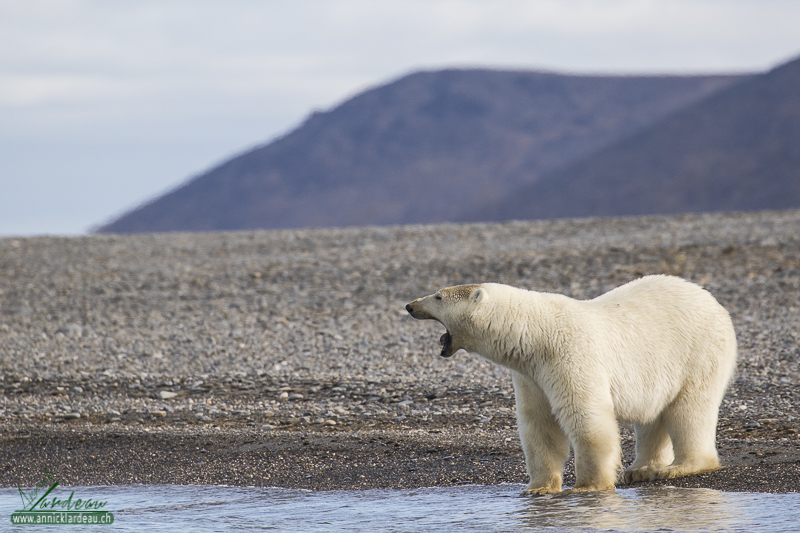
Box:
439, 331, 453, 357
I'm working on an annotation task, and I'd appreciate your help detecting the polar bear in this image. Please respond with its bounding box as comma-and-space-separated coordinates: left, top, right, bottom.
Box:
406, 275, 737, 495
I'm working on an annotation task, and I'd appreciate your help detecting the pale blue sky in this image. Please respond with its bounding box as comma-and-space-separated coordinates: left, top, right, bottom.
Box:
2, 0, 799, 236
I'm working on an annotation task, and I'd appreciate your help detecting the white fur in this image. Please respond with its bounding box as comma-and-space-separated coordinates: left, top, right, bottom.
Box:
406, 275, 737, 494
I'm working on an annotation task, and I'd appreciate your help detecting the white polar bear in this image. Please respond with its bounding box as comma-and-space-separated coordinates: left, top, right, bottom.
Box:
406, 275, 737, 494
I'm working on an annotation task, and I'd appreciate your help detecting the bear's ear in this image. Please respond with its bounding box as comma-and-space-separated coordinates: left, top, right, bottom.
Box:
469, 287, 488, 304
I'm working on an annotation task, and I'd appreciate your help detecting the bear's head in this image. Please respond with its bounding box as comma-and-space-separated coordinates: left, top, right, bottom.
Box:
406, 284, 490, 358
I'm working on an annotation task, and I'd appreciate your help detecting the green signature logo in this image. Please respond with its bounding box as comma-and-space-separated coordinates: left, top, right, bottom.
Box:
11, 469, 114, 526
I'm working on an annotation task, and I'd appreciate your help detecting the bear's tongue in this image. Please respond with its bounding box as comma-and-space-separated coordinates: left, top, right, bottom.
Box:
439, 331, 452, 357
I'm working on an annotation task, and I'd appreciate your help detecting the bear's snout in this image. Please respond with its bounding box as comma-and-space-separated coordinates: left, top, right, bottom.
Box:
406, 300, 434, 320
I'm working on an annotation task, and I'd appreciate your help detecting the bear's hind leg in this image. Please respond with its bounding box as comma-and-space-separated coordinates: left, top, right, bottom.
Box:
654, 393, 722, 480
623, 418, 674, 483
513, 373, 569, 496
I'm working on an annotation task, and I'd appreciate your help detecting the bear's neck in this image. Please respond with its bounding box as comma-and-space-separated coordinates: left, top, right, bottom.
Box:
472, 292, 567, 377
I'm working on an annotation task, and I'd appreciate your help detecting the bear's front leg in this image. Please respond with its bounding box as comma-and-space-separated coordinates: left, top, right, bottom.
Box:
512, 373, 570, 496
566, 402, 621, 493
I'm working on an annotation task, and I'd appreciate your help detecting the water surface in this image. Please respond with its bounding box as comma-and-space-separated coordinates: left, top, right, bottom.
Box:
3, 484, 799, 532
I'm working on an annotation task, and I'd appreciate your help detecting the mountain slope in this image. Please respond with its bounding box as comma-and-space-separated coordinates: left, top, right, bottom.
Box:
97, 69, 743, 233
465, 57, 800, 222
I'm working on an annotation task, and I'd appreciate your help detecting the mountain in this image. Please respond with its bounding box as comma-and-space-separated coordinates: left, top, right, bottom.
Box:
97, 69, 744, 233
464, 57, 800, 222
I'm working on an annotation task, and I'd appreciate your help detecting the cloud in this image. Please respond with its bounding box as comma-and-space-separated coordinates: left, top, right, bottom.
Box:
3, 1, 798, 116
1, 0, 799, 234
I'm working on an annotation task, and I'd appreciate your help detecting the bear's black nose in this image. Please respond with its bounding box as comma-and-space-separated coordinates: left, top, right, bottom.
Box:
406, 304, 413, 315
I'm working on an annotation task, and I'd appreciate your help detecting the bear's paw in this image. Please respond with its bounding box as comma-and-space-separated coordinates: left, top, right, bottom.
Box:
652, 462, 722, 480
520, 486, 561, 497
623, 465, 663, 484
624, 460, 722, 483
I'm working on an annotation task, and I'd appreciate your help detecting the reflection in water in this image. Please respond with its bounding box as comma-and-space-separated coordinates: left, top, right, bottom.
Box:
518, 487, 738, 531
2, 483, 799, 532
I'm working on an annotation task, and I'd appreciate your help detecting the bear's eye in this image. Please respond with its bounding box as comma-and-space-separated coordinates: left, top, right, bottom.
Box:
435, 294, 442, 301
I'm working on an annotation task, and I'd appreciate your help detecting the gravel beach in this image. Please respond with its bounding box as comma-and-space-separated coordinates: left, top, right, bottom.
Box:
1, 210, 799, 493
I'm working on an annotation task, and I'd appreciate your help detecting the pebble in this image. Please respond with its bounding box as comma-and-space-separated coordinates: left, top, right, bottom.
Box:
56, 323, 83, 338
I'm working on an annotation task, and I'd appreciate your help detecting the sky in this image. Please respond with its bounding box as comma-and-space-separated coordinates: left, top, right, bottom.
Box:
2, 1, 800, 236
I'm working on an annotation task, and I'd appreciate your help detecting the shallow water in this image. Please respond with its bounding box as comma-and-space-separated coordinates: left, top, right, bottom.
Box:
3, 483, 799, 532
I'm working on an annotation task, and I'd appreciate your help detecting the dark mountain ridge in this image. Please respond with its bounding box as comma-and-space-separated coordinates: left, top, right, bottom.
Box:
97, 69, 744, 233
464, 57, 800, 222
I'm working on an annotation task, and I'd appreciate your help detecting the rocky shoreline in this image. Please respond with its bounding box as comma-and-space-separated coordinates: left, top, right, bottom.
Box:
1, 210, 799, 492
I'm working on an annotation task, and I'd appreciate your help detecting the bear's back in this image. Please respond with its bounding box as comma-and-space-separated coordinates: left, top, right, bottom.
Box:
590, 275, 720, 313
582, 275, 736, 420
